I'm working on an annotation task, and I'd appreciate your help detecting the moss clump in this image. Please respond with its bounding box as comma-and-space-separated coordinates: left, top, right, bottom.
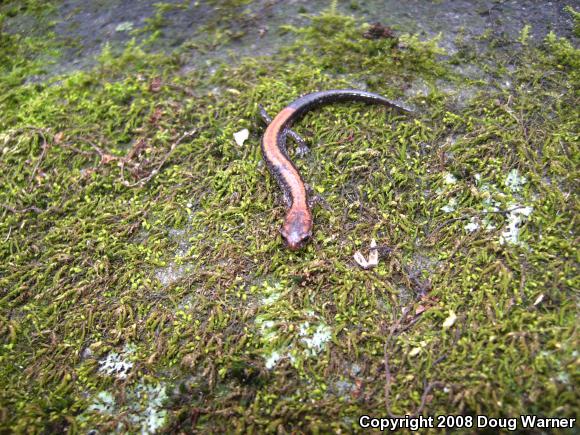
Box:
0, 4, 578, 433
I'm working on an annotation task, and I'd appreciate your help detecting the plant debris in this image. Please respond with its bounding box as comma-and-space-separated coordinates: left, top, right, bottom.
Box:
363, 22, 396, 40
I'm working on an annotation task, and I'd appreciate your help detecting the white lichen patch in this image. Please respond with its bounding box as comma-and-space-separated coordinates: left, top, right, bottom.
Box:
87, 391, 116, 414
98, 345, 136, 379
443, 172, 457, 184
556, 371, 570, 384
167, 228, 190, 256
155, 263, 188, 286
464, 217, 480, 233
474, 178, 503, 211
115, 22, 134, 32
333, 379, 355, 396
482, 217, 496, 231
264, 350, 283, 369
85, 381, 168, 434
441, 197, 457, 213
256, 311, 333, 369
260, 281, 283, 305
128, 382, 168, 434
262, 292, 281, 305
469, 175, 534, 239
155, 225, 196, 287
499, 205, 533, 245
505, 169, 527, 192
299, 321, 332, 356
255, 316, 278, 342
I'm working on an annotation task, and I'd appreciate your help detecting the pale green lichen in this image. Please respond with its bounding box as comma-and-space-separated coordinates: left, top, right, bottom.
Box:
505, 168, 527, 192
87, 391, 116, 415
127, 382, 168, 435
443, 172, 457, 185
115, 22, 135, 33
298, 321, 332, 356
441, 197, 457, 213
499, 205, 534, 246
464, 217, 480, 233
98, 344, 136, 380
85, 382, 168, 434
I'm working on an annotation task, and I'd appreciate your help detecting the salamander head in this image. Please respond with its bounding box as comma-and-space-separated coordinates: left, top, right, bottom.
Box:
280, 208, 312, 251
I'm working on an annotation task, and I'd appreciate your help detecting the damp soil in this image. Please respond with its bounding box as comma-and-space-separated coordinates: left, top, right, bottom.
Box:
1, 0, 576, 78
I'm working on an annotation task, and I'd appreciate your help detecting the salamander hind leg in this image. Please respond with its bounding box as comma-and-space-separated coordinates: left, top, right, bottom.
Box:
305, 183, 332, 211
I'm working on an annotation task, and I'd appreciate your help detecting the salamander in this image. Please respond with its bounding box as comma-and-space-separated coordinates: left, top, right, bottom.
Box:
260, 89, 411, 250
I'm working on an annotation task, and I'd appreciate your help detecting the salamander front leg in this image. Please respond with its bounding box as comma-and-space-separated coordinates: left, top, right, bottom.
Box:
258, 104, 310, 156
305, 184, 332, 211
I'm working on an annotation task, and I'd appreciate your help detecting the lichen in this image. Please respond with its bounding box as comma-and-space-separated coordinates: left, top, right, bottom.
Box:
98, 345, 135, 380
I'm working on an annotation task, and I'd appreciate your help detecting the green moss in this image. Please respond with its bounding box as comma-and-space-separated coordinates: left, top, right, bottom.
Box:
564, 5, 580, 37
137, 2, 188, 35
0, 4, 578, 433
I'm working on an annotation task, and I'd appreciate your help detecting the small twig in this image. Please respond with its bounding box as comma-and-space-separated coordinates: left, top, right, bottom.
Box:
119, 138, 148, 184
433, 353, 448, 366
123, 130, 197, 187
383, 338, 444, 418
393, 314, 424, 334
86, 141, 109, 160
58, 142, 95, 157
381, 315, 445, 418
27, 129, 49, 189
3, 227, 12, 243
0, 203, 44, 214
73, 138, 116, 163
166, 83, 196, 97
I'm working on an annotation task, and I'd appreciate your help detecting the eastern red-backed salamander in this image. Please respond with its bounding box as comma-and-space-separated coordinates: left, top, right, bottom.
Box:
260, 89, 411, 250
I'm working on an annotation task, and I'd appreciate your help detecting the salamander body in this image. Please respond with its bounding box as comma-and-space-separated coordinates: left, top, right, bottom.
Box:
261, 89, 410, 250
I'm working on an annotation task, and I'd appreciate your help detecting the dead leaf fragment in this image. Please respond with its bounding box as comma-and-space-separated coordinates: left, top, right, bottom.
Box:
442, 311, 457, 329
354, 239, 379, 270
53, 132, 64, 144
149, 107, 163, 125
415, 305, 427, 315
101, 154, 117, 164
363, 22, 396, 40
233, 128, 249, 146
354, 251, 369, 269
409, 347, 421, 357
149, 77, 162, 92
